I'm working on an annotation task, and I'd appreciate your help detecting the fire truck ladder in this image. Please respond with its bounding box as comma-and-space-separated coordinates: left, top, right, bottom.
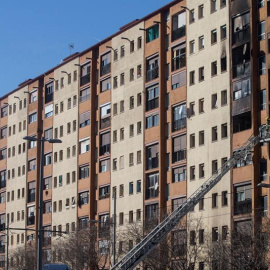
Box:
111, 125, 270, 270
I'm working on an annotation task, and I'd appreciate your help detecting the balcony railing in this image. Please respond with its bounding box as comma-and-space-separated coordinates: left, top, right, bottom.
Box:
28, 193, 35, 203
80, 74, 90, 86
146, 98, 159, 111
27, 216, 35, 226
172, 118, 186, 132
233, 62, 250, 79
0, 224, 5, 232
172, 26, 186, 42
100, 116, 111, 129
232, 26, 250, 45
234, 200, 252, 215
146, 188, 159, 200
43, 237, 51, 246
100, 63, 111, 77
172, 56, 186, 71
79, 94, 90, 103
100, 144, 110, 156
0, 246, 5, 253
99, 193, 110, 200
45, 93, 53, 104
0, 180, 6, 189
146, 157, 159, 170
172, 149, 187, 163
146, 66, 159, 82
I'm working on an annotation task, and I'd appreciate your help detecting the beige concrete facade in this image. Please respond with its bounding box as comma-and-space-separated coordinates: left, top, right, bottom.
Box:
51, 58, 80, 242
186, 0, 231, 263
111, 21, 145, 250
6, 86, 28, 250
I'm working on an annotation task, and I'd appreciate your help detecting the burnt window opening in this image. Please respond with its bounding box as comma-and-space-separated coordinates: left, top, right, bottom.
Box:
232, 43, 250, 78
233, 111, 251, 133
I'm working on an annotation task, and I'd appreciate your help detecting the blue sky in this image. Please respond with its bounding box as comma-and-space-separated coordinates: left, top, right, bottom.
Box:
0, 0, 170, 96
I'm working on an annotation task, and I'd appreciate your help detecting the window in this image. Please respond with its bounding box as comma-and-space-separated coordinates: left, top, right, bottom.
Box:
44, 153, 52, 166
44, 177, 52, 190
146, 173, 159, 199
190, 231, 196, 245
198, 4, 204, 18
259, 89, 266, 110
258, 21, 266, 40
189, 9, 195, 23
73, 70, 78, 82
119, 213, 124, 225
234, 183, 252, 214
212, 94, 218, 109
29, 113, 37, 123
113, 76, 118, 88
137, 180, 141, 193
30, 90, 37, 103
190, 71, 195, 85
120, 128, 124, 140
199, 229, 204, 243
99, 185, 110, 199
101, 77, 111, 92
199, 198, 204, 211
211, 29, 217, 44
137, 121, 142, 134
79, 111, 90, 128
212, 227, 218, 242
45, 82, 53, 103
80, 138, 90, 154
199, 98, 204, 113
129, 182, 134, 195
129, 153, 134, 166
113, 158, 117, 171
0, 148, 6, 160
114, 50, 118, 61
120, 73, 125, 85
199, 67, 204, 81
80, 63, 90, 86
100, 52, 111, 76
129, 211, 133, 223
220, 25, 227, 39
80, 87, 90, 103
221, 56, 227, 72
190, 40, 195, 54
199, 131, 204, 146
119, 185, 124, 197
136, 209, 141, 221
45, 104, 53, 118
120, 46, 125, 58
199, 36, 204, 50
100, 103, 111, 129
190, 134, 195, 148
222, 191, 228, 206
130, 96, 134, 109
199, 164, 205, 178
60, 77, 64, 88
172, 197, 186, 210
172, 43, 186, 72
172, 70, 186, 89
129, 124, 134, 137
211, 0, 217, 12
222, 225, 228, 240
146, 24, 159, 43
119, 156, 124, 169
146, 144, 159, 170
212, 193, 218, 208
212, 126, 218, 141
221, 123, 227, 138
221, 0, 226, 7
173, 166, 186, 182
79, 165, 89, 179
137, 65, 142, 78
172, 12, 186, 41
146, 56, 159, 82
173, 104, 186, 132
221, 90, 227, 106
211, 61, 217, 76
130, 68, 134, 81
79, 191, 89, 206
260, 160, 267, 181
137, 36, 142, 49
259, 53, 266, 75
137, 151, 141, 164
28, 159, 36, 171
146, 85, 159, 111
1, 106, 8, 118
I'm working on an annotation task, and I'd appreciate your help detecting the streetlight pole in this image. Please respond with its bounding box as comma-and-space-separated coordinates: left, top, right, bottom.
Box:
5, 216, 9, 270
113, 187, 116, 266
23, 136, 61, 270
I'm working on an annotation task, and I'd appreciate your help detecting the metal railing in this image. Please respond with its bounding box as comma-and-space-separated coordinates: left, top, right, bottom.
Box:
146, 157, 159, 170
100, 63, 111, 77
80, 74, 90, 86
172, 149, 187, 163
172, 26, 186, 42
233, 62, 250, 78
100, 144, 110, 156
146, 98, 159, 111
100, 116, 110, 129
234, 200, 252, 215
172, 118, 186, 132
28, 192, 35, 203
232, 26, 250, 45
79, 94, 90, 103
172, 56, 186, 72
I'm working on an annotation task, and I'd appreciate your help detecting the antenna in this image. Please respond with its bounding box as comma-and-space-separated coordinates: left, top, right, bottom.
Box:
68, 43, 74, 55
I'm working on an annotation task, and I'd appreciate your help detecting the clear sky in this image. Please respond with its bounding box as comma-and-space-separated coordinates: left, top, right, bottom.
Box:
0, 0, 170, 96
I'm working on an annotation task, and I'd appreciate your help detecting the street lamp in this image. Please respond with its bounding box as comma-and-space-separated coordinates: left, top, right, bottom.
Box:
257, 183, 270, 188
23, 136, 62, 270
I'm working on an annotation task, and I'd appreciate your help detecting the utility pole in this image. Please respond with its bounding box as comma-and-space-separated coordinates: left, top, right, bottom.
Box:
5, 216, 9, 270
113, 187, 116, 266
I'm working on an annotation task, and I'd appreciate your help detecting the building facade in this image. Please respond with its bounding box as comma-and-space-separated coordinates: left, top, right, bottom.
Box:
0, 0, 268, 269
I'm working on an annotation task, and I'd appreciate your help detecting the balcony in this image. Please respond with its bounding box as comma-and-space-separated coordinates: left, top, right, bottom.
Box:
172, 118, 186, 132
232, 26, 250, 45
0, 224, 5, 232
100, 116, 110, 129
172, 149, 186, 163
172, 56, 186, 72
80, 74, 90, 86
100, 63, 111, 77
146, 188, 159, 200
0, 181, 6, 189
27, 216, 35, 226
100, 144, 110, 156
233, 62, 250, 79
146, 98, 159, 111
28, 193, 35, 203
147, 157, 159, 170
146, 66, 159, 82
172, 26, 186, 42
234, 199, 252, 215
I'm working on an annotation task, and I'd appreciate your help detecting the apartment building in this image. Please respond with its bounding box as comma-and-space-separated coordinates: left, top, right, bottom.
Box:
0, 0, 269, 269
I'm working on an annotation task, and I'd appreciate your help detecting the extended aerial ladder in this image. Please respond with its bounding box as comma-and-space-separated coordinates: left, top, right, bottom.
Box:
111, 125, 270, 270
